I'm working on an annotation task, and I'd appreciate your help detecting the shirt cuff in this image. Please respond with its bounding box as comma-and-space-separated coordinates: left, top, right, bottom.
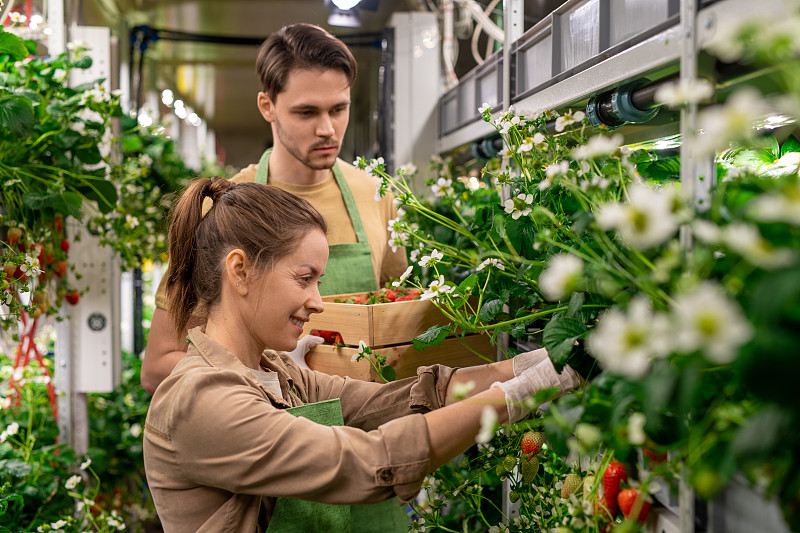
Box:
373, 413, 431, 503
409, 364, 457, 413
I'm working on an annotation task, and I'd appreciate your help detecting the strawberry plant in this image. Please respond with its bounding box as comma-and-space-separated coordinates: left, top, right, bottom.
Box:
370, 12, 800, 531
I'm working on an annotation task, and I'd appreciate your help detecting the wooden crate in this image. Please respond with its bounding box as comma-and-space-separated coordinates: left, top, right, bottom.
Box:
306, 334, 495, 382
304, 291, 450, 347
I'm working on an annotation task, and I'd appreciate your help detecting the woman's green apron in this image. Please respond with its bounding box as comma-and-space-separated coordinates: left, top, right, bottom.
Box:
255, 148, 377, 296
258, 149, 407, 532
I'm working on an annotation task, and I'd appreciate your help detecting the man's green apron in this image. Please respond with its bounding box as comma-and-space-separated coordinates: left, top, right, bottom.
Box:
255, 149, 377, 296
258, 149, 407, 532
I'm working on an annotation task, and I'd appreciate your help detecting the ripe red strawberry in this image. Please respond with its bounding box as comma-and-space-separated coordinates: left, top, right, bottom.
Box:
14, 266, 28, 282
332, 333, 344, 346
643, 447, 667, 465
351, 296, 367, 305
603, 460, 628, 514
65, 291, 80, 305
618, 488, 651, 523
60, 238, 70, 252
521, 431, 545, 456
6, 227, 22, 246
54, 213, 64, 234
53, 260, 67, 278
384, 289, 397, 302
310, 329, 337, 345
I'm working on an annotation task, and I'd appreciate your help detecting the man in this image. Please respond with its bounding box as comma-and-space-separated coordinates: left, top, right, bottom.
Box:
142, 23, 407, 395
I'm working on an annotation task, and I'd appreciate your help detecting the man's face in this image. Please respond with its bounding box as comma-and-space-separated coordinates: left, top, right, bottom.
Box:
259, 68, 351, 171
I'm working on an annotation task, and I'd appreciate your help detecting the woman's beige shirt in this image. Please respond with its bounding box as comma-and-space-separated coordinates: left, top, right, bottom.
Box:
143, 327, 456, 532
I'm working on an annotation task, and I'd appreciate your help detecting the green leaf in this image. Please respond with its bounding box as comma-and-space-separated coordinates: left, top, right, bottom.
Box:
456, 274, 478, 297
780, 135, 800, 156
478, 299, 503, 321
54, 129, 82, 149
72, 55, 93, 69
413, 324, 451, 350
542, 317, 587, 368
0, 95, 35, 138
48, 191, 84, 219
13, 87, 41, 106
566, 292, 585, 318
75, 177, 118, 213
75, 144, 103, 165
0, 459, 31, 477
380, 366, 396, 383
637, 156, 680, 181
121, 134, 144, 152
0, 31, 29, 61
492, 213, 507, 240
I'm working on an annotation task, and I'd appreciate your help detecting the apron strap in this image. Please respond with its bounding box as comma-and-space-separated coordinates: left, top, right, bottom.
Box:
255, 148, 369, 245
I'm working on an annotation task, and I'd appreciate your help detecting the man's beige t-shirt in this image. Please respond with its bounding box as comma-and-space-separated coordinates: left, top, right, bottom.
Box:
154, 158, 408, 309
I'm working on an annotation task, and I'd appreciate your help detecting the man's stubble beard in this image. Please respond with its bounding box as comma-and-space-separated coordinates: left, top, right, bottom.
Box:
274, 119, 338, 171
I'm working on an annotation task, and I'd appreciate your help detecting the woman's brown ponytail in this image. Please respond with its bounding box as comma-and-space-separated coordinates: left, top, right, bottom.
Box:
164, 177, 327, 337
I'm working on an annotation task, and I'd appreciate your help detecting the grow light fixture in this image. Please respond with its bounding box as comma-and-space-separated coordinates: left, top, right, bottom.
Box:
332, 0, 362, 9
328, 7, 362, 27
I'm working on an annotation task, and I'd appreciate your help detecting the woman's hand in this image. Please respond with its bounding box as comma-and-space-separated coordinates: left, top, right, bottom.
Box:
493, 349, 583, 422
287, 335, 324, 369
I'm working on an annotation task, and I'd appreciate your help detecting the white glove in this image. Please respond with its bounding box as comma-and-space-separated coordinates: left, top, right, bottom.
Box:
286, 335, 324, 370
493, 349, 583, 423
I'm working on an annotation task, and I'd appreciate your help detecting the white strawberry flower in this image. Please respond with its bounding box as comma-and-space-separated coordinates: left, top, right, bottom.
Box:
587, 297, 671, 378
475, 405, 498, 444
545, 160, 570, 178
451, 380, 476, 400
392, 266, 414, 287
722, 223, 796, 269
21, 255, 42, 277
517, 138, 534, 153
397, 162, 417, 175
627, 413, 647, 445
476, 258, 505, 272
418, 249, 444, 267
595, 184, 679, 250
694, 88, 769, 156
555, 109, 585, 132
749, 180, 800, 225
478, 102, 492, 114
65, 474, 82, 490
671, 282, 753, 364
420, 275, 455, 301
431, 177, 454, 197
539, 253, 583, 302
573, 133, 625, 159
654, 78, 715, 108
503, 193, 534, 220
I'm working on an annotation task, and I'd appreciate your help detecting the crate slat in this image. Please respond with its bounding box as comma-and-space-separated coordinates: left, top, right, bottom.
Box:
306, 334, 495, 382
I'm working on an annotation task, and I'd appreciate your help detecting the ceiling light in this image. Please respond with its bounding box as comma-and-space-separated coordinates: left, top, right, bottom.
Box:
328, 7, 362, 27
332, 0, 362, 9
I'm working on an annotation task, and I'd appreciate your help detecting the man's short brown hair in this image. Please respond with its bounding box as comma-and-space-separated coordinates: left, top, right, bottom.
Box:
256, 23, 358, 102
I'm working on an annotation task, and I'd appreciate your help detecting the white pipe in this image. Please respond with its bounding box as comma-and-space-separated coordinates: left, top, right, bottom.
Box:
470, 0, 502, 64
454, 0, 505, 42
442, 0, 459, 87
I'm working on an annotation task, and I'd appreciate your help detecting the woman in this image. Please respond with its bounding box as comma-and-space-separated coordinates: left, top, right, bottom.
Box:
143, 177, 581, 532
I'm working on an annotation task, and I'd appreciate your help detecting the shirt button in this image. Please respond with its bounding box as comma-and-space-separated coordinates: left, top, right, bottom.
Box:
379, 469, 393, 483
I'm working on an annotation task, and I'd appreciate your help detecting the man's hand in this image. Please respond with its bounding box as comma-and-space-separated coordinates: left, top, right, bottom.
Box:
287, 335, 324, 369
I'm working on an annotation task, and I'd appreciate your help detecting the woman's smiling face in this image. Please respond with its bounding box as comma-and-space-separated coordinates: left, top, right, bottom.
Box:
247, 228, 328, 352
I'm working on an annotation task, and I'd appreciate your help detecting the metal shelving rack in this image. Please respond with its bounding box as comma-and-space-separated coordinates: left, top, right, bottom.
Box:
433, 1, 796, 532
